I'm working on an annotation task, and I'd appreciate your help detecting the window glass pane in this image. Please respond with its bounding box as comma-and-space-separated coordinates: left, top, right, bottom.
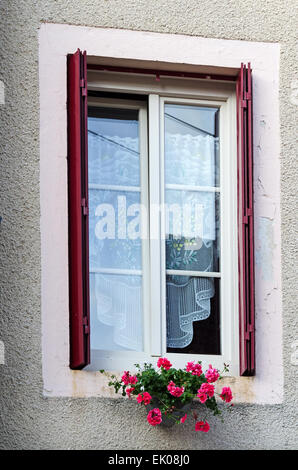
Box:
165, 191, 220, 272
166, 276, 220, 355
165, 104, 219, 187
88, 107, 140, 187
88, 106, 144, 352
89, 189, 142, 271
164, 103, 221, 354
90, 273, 143, 352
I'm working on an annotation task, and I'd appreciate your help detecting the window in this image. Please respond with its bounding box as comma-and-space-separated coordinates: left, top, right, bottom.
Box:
67, 50, 255, 376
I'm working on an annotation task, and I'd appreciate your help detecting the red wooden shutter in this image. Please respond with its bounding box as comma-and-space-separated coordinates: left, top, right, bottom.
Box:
67, 49, 90, 369
237, 63, 255, 376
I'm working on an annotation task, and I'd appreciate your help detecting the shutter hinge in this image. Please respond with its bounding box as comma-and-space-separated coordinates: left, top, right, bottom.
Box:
241, 92, 251, 108
80, 79, 87, 97
245, 324, 254, 340
81, 198, 89, 216
82, 316, 89, 335
243, 208, 252, 224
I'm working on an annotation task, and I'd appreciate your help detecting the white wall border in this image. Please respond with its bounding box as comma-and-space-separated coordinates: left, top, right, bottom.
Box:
39, 23, 282, 402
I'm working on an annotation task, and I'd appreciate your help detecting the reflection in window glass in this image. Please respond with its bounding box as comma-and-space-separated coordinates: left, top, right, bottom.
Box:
164, 104, 221, 355
88, 107, 140, 187
88, 106, 143, 352
165, 104, 220, 187
165, 191, 220, 273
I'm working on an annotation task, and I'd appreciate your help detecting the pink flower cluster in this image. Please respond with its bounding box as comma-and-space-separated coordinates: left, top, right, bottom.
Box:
200, 382, 215, 397
117, 359, 233, 434
220, 386, 233, 403
137, 392, 152, 405
167, 381, 184, 397
147, 408, 162, 426
197, 389, 208, 403
157, 357, 172, 370
125, 387, 135, 398
196, 382, 215, 403
195, 420, 210, 433
121, 371, 138, 386
186, 361, 202, 376
205, 364, 220, 383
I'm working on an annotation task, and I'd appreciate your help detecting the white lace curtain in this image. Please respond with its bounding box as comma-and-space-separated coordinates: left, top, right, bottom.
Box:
166, 277, 215, 348
89, 131, 217, 351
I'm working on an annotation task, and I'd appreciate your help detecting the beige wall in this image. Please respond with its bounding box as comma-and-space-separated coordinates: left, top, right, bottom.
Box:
0, 0, 297, 449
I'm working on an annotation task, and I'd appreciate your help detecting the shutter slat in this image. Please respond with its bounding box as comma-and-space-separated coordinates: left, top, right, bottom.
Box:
68, 49, 90, 369
237, 63, 255, 376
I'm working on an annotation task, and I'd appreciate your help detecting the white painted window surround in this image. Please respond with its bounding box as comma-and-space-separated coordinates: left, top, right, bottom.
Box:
39, 23, 282, 403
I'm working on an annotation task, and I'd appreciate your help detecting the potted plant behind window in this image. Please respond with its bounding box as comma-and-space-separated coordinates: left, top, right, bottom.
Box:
102, 358, 233, 432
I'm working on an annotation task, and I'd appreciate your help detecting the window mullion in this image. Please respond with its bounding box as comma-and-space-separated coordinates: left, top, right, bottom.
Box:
148, 94, 163, 357
139, 106, 150, 355
159, 98, 167, 357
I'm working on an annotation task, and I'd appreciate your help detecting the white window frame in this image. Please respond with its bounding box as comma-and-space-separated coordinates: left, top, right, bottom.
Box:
87, 97, 151, 368
159, 96, 238, 373
86, 74, 239, 375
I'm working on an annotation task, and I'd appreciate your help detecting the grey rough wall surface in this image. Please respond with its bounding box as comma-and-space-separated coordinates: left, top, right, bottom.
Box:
0, 0, 297, 449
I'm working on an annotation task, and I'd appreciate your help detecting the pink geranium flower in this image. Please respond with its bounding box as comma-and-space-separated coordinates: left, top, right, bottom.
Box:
205, 364, 220, 383
186, 361, 202, 377
157, 357, 172, 370
142, 392, 152, 405
186, 361, 195, 373
197, 389, 208, 403
137, 392, 152, 405
198, 382, 215, 398
121, 371, 138, 385
126, 387, 134, 398
167, 381, 184, 397
180, 414, 187, 424
147, 408, 162, 426
220, 386, 233, 403
121, 371, 130, 385
137, 394, 143, 403
195, 420, 210, 433
129, 375, 138, 385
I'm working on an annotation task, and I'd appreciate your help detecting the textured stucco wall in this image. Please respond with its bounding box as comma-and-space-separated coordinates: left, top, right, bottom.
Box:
0, 0, 297, 450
